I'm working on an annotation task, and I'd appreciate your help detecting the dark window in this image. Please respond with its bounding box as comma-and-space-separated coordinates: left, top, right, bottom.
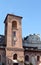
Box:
13, 63, 18, 65
13, 31, 16, 37
12, 21, 17, 29
0, 55, 1, 62
37, 56, 40, 61
13, 54, 17, 60
25, 63, 29, 65
25, 55, 29, 61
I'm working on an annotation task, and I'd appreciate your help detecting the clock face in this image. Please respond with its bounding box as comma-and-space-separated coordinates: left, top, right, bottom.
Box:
14, 37, 16, 41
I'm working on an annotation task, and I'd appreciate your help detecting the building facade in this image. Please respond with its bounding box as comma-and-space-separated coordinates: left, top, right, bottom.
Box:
0, 14, 41, 65
23, 34, 41, 65
0, 14, 24, 65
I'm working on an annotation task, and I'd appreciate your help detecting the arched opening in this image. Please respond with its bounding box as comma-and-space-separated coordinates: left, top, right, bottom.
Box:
0, 55, 1, 62
25, 55, 29, 61
13, 54, 17, 60
12, 21, 17, 29
13, 54, 18, 65
37, 56, 40, 61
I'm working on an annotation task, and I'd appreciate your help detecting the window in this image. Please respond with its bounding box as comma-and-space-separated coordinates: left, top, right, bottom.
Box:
25, 63, 29, 65
13, 63, 18, 65
13, 31, 16, 37
12, 31, 16, 45
37, 56, 40, 61
25, 55, 29, 61
13, 54, 17, 60
12, 21, 17, 29
0, 55, 1, 62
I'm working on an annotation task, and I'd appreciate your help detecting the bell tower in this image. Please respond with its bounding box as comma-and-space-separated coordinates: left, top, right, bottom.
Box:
4, 14, 24, 65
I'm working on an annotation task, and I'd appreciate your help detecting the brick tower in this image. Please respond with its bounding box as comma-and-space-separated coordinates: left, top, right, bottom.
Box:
4, 14, 24, 65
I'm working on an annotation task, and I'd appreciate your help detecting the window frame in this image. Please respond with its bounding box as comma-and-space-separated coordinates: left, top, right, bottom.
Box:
25, 55, 29, 61
12, 21, 17, 30
37, 56, 40, 61
13, 54, 17, 60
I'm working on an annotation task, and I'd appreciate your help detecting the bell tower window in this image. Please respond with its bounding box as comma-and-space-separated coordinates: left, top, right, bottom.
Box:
12, 21, 17, 29
0, 55, 1, 62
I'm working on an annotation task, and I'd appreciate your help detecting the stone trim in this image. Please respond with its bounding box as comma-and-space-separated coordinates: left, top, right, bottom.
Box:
6, 47, 24, 51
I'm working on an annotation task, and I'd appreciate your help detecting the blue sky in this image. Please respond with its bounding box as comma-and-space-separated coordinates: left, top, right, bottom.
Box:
0, 0, 41, 37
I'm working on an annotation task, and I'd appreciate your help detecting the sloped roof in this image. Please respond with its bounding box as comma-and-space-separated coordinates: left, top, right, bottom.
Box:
4, 14, 23, 23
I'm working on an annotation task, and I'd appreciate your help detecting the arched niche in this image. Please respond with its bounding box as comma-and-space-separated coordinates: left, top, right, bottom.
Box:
12, 21, 17, 30
13, 54, 17, 60
25, 55, 29, 61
